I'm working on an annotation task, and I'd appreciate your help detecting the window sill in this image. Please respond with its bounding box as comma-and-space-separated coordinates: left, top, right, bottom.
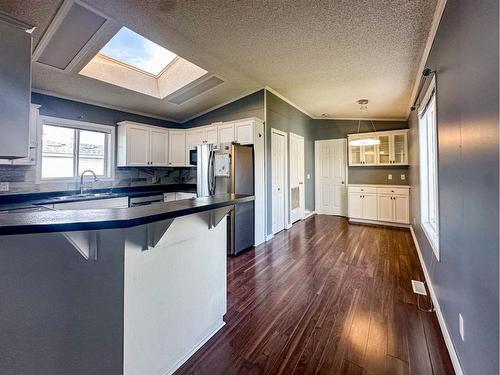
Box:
421, 221, 440, 261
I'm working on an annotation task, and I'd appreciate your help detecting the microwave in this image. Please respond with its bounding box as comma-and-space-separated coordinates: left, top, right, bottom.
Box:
189, 149, 197, 166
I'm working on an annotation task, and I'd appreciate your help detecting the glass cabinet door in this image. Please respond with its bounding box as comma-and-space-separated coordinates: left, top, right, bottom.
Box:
377, 135, 391, 164
393, 133, 407, 164
363, 145, 376, 165
350, 145, 361, 165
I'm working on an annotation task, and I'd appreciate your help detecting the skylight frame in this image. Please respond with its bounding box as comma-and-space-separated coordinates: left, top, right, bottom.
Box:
95, 52, 180, 78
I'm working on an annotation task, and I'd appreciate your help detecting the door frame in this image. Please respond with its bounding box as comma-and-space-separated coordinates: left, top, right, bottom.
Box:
289, 132, 305, 223
314, 138, 348, 216
271, 128, 289, 234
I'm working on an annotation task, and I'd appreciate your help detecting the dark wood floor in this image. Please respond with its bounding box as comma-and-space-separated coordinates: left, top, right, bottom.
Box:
175, 215, 454, 375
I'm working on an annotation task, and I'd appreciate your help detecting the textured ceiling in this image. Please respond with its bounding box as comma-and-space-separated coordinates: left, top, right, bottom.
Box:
1, 0, 437, 121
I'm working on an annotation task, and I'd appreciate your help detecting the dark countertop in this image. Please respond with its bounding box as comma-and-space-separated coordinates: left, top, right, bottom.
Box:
0, 184, 196, 211
0, 194, 253, 235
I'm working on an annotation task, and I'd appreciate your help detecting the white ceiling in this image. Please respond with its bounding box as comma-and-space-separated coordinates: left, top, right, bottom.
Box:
1, 0, 437, 122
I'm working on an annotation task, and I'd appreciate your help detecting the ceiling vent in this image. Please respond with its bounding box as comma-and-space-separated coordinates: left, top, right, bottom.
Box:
33, 0, 117, 72
167, 75, 225, 105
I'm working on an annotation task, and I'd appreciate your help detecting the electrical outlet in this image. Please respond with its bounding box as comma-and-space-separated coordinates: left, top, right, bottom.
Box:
388, 174, 393, 180
459, 314, 465, 341
306, 174, 310, 179
0, 182, 9, 192
401, 174, 406, 181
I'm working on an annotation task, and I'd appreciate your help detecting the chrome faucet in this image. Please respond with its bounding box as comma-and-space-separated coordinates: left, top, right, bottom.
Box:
79, 170, 98, 195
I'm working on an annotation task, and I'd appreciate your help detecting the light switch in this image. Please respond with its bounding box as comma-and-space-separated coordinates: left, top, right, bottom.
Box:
0, 182, 9, 192
401, 174, 406, 180
306, 174, 310, 179
388, 174, 393, 180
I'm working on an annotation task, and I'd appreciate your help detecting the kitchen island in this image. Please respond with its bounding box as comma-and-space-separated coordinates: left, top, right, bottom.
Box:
0, 194, 253, 375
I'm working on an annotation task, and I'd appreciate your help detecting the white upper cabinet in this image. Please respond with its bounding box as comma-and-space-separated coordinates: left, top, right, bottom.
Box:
348, 129, 409, 166
168, 130, 186, 167
117, 122, 168, 167
205, 126, 218, 144
218, 123, 235, 144
234, 120, 254, 145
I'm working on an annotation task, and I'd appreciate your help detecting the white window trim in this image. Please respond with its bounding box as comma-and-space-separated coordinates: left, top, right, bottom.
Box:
418, 76, 440, 260
37, 116, 116, 184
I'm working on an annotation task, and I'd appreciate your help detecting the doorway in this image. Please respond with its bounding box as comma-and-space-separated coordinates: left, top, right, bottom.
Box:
315, 139, 347, 216
271, 129, 288, 234
289, 132, 305, 223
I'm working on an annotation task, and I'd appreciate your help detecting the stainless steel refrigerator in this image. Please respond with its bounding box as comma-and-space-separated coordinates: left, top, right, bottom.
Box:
196, 143, 255, 255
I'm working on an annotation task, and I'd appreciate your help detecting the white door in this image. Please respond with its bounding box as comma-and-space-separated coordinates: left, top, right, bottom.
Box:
218, 123, 235, 144
315, 139, 347, 216
394, 195, 410, 223
289, 133, 304, 223
363, 194, 378, 220
149, 129, 169, 166
378, 194, 394, 222
127, 126, 150, 166
205, 126, 218, 144
168, 131, 186, 166
272, 130, 287, 234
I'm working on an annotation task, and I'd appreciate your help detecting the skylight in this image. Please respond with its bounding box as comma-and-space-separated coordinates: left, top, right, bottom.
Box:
99, 27, 177, 76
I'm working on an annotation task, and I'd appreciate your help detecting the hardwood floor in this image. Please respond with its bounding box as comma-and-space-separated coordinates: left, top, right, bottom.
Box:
175, 215, 454, 375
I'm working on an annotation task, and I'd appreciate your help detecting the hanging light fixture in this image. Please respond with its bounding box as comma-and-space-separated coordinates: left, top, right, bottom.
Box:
349, 99, 380, 146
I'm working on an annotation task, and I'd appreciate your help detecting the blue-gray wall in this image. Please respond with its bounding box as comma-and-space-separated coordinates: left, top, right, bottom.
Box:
312, 119, 409, 185
31, 92, 181, 128
408, 0, 499, 374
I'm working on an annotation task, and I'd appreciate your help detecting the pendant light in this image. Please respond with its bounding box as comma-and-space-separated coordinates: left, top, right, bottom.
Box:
349, 99, 380, 146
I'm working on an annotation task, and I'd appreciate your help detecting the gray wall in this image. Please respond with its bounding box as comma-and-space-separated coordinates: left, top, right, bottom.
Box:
184, 90, 265, 128
266, 90, 315, 235
408, 1, 499, 374
313, 119, 409, 185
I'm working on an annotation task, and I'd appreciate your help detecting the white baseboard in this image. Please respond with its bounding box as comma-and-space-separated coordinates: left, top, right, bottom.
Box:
164, 320, 225, 375
285, 222, 292, 230
349, 218, 410, 228
304, 210, 316, 219
265, 233, 274, 241
410, 226, 463, 375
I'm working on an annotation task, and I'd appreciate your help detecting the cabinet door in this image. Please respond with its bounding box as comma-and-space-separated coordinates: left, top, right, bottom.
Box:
234, 121, 254, 145
218, 123, 235, 144
205, 126, 218, 144
149, 128, 169, 166
186, 128, 205, 152
168, 131, 186, 166
348, 193, 363, 218
362, 145, 377, 165
127, 126, 150, 166
349, 145, 362, 165
394, 195, 410, 223
377, 194, 394, 222
392, 133, 407, 165
163, 192, 176, 202
12, 104, 39, 165
377, 135, 391, 165
175, 192, 197, 200
54, 197, 129, 210
363, 193, 378, 220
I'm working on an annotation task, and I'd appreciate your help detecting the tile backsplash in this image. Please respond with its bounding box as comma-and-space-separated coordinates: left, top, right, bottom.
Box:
0, 165, 196, 195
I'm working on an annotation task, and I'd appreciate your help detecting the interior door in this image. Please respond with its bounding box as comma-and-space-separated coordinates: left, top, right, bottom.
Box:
315, 139, 347, 216
289, 133, 304, 223
272, 131, 286, 234
149, 129, 168, 166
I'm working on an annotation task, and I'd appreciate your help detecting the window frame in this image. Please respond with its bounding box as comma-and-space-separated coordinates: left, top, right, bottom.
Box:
418, 76, 440, 260
37, 116, 115, 183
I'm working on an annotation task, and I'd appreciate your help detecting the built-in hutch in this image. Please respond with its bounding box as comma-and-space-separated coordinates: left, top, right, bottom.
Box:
348, 129, 409, 166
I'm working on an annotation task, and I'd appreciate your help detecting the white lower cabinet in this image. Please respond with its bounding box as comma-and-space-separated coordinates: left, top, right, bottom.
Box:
348, 185, 410, 226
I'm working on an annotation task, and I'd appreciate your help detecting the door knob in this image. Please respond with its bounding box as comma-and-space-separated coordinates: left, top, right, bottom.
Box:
299, 182, 303, 185
341, 181, 345, 184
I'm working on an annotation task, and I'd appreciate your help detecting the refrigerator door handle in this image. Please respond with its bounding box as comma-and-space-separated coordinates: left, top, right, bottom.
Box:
208, 150, 216, 195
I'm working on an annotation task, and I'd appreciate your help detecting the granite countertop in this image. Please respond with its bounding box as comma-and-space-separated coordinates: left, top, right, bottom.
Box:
0, 194, 254, 235
0, 184, 197, 211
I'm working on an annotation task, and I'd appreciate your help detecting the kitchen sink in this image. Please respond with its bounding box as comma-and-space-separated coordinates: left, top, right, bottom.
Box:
52, 192, 117, 201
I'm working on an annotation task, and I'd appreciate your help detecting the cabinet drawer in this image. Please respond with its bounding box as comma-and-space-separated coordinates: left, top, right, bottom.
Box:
348, 186, 377, 194
376, 187, 409, 196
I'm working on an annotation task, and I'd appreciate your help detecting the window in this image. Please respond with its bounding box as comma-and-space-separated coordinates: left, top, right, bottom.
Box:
99, 27, 178, 76
39, 117, 114, 181
418, 77, 439, 260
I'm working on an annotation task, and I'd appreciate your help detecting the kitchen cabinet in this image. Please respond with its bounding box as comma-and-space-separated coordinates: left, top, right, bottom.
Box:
175, 192, 196, 200
234, 120, 254, 145
218, 123, 235, 144
117, 122, 168, 167
348, 129, 409, 166
168, 130, 186, 166
1, 104, 41, 165
0, 20, 32, 159
186, 125, 219, 164
348, 185, 410, 226
53, 197, 129, 210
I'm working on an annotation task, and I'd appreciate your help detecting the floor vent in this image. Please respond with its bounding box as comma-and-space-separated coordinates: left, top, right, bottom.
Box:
167, 75, 224, 105
411, 280, 427, 295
